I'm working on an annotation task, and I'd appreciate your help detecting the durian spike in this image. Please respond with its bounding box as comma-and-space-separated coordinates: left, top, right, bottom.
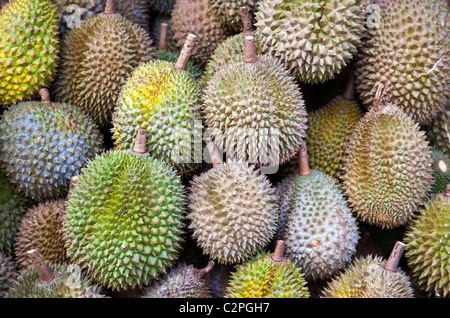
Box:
205, 137, 223, 167
298, 141, 312, 176
383, 241, 406, 273
26, 249, 56, 284
131, 129, 149, 155
174, 34, 197, 71
271, 240, 286, 263
198, 260, 215, 278
158, 23, 169, 52
239, 7, 255, 35
444, 184, 450, 197
342, 68, 355, 100
244, 36, 258, 63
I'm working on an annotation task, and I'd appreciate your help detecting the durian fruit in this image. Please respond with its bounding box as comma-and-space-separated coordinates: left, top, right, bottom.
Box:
111, 35, 203, 173
53, 0, 155, 127
5, 249, 108, 298
141, 260, 214, 298
254, 0, 364, 84
0, 89, 104, 202
0, 252, 18, 298
0, 173, 29, 256
321, 241, 415, 298
14, 199, 69, 270
430, 148, 450, 195
355, 0, 449, 125
341, 85, 434, 229
202, 36, 307, 167
276, 143, 359, 281
404, 186, 450, 298
170, 0, 230, 68
63, 130, 186, 291
225, 240, 310, 298
209, 0, 259, 33
52, 0, 103, 35
149, 0, 176, 14
425, 109, 450, 158
305, 72, 364, 179
187, 137, 279, 264
0, 0, 59, 107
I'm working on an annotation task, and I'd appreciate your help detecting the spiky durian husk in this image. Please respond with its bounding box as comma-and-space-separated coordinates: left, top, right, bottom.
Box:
0, 252, 18, 298
142, 263, 212, 298
209, 0, 260, 33
225, 251, 310, 298
156, 50, 203, 81
254, 0, 363, 84
0, 0, 59, 107
276, 170, 359, 281
426, 109, 450, 158
111, 60, 202, 173
202, 55, 307, 167
170, 0, 230, 68
14, 199, 69, 269
5, 263, 107, 298
404, 194, 450, 298
341, 103, 433, 229
306, 96, 364, 179
429, 148, 450, 195
0, 0, 8, 8
149, 0, 176, 14
187, 161, 279, 264
52, 0, 103, 34
0, 100, 104, 202
150, 13, 179, 53
355, 0, 449, 125
53, 12, 154, 127
63, 150, 186, 291
321, 255, 414, 298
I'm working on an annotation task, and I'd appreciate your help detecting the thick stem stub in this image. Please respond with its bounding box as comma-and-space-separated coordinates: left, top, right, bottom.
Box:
298, 141, 312, 176
205, 137, 223, 167
174, 34, 197, 71
445, 184, 450, 197
131, 129, 149, 155
383, 241, 406, 273
239, 7, 255, 35
244, 36, 258, 63
198, 260, 215, 278
158, 23, 168, 52
27, 249, 56, 284
271, 240, 286, 263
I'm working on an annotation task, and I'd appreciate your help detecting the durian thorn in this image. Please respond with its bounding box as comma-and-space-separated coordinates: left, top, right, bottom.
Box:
131, 129, 149, 155
174, 34, 197, 71
342, 68, 355, 100
26, 249, 56, 285
383, 241, 406, 273
244, 36, 258, 63
158, 23, 169, 52
239, 6, 255, 35
205, 136, 223, 167
271, 240, 285, 263
198, 260, 215, 278
298, 141, 311, 176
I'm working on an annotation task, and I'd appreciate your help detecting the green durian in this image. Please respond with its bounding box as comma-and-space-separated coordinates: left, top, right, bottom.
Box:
0, 252, 18, 298
429, 148, 450, 195
0, 0, 59, 107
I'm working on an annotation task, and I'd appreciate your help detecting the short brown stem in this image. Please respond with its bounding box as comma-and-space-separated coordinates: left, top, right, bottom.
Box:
27, 250, 56, 284
244, 36, 257, 63
298, 141, 311, 176
271, 240, 285, 263
239, 7, 254, 34
131, 129, 148, 155
198, 260, 215, 278
104, 0, 115, 14
158, 23, 168, 52
205, 137, 223, 167
174, 34, 197, 71
445, 184, 450, 197
383, 241, 405, 272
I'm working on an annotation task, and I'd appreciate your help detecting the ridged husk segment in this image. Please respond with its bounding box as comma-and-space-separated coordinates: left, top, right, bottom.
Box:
0, 252, 19, 298
429, 148, 450, 195
14, 199, 69, 270
209, 0, 260, 33
0, 0, 59, 107
53, 12, 154, 127
306, 95, 364, 179
5, 263, 108, 298
202, 55, 307, 167
404, 194, 450, 298
355, 0, 449, 125
276, 170, 359, 281
111, 60, 202, 173
170, 0, 231, 68
321, 255, 414, 298
63, 150, 186, 291
341, 102, 433, 229
254, 0, 364, 84
225, 251, 310, 298
425, 109, 450, 158
187, 161, 279, 264
0, 100, 104, 202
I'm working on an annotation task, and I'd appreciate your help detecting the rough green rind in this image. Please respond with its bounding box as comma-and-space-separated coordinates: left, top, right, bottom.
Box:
429, 148, 450, 195
321, 255, 414, 298
276, 170, 359, 281
63, 150, 186, 291
425, 109, 450, 158
254, 0, 363, 84
202, 55, 307, 167
0, 100, 104, 202
225, 251, 310, 298
209, 0, 260, 33
355, 0, 449, 125
0, 0, 59, 107
187, 161, 279, 264
341, 103, 433, 229
404, 194, 450, 298
0, 252, 18, 298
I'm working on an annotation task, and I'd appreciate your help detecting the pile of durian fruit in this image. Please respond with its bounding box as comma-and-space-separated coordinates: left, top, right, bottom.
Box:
0, 0, 449, 299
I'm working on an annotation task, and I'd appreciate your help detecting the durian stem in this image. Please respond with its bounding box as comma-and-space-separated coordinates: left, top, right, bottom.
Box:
39, 88, 52, 105
174, 34, 197, 71
383, 241, 405, 273
131, 129, 148, 155
198, 260, 215, 278
445, 184, 450, 197
26, 250, 56, 284
298, 141, 312, 176
158, 23, 168, 52
271, 240, 285, 263
239, 7, 254, 35
205, 137, 223, 167
104, 0, 115, 14
342, 69, 355, 100
244, 36, 257, 63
